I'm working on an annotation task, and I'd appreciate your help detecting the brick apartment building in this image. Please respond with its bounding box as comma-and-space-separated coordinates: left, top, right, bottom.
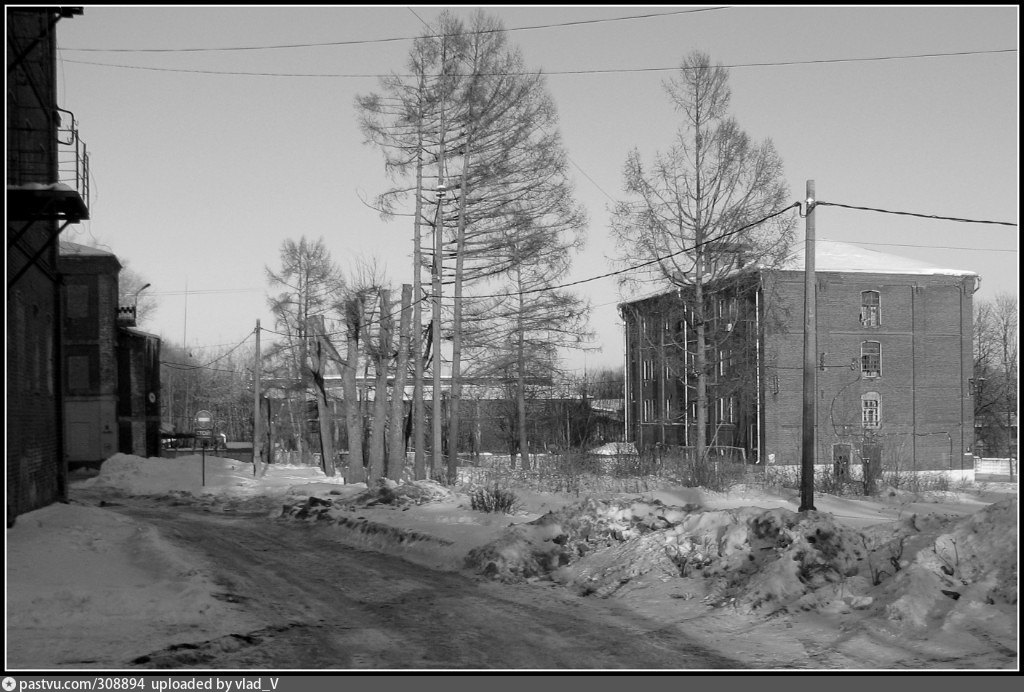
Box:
59, 242, 162, 465
7, 8, 88, 523
620, 240, 977, 473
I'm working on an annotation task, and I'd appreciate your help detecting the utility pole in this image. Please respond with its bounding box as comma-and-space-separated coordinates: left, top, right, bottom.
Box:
432, 179, 446, 479
253, 319, 262, 476
412, 163, 426, 480
800, 180, 817, 512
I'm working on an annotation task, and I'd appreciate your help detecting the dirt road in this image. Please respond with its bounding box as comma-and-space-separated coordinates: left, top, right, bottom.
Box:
101, 497, 744, 670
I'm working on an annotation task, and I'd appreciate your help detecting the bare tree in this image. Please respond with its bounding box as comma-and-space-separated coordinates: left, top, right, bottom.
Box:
357, 10, 589, 482
461, 215, 592, 469
265, 237, 345, 460
357, 14, 463, 481
610, 50, 795, 461
974, 292, 1018, 458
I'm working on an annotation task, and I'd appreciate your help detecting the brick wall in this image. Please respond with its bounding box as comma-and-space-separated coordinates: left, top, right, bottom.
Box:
621, 268, 975, 472
7, 10, 64, 523
763, 271, 975, 471
6, 272, 64, 522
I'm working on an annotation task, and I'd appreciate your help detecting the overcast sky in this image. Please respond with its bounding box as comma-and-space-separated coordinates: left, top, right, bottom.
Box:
54, 5, 1018, 373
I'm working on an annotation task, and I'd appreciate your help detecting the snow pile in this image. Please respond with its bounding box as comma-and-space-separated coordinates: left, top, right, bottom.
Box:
279, 479, 455, 518
348, 478, 456, 508
589, 442, 639, 456
880, 500, 1017, 636
464, 496, 1018, 631
77, 453, 350, 502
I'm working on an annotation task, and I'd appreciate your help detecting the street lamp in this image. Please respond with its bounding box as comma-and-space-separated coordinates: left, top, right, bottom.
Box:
132, 282, 151, 325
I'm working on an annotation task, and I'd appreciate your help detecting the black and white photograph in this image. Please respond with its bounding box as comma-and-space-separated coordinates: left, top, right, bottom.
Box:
6, 4, 1018, 674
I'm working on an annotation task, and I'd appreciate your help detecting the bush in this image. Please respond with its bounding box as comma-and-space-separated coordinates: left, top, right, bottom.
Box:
469, 485, 522, 514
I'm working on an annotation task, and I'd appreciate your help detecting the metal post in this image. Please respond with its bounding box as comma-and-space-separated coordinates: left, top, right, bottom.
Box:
800, 180, 817, 512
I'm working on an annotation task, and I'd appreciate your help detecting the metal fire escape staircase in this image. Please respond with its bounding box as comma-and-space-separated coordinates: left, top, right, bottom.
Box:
7, 7, 89, 291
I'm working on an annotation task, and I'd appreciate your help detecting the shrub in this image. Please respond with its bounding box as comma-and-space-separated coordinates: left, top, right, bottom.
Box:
469, 485, 522, 514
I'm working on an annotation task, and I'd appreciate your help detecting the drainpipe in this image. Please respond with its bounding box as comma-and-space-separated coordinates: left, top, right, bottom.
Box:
755, 277, 762, 464
911, 285, 917, 471
620, 306, 628, 443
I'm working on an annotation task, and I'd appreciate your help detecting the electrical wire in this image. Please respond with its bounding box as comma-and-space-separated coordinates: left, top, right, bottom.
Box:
475, 202, 802, 299
819, 238, 1017, 254
161, 329, 255, 371
251, 202, 801, 345
60, 49, 1016, 79
60, 8, 732, 53
816, 201, 1016, 227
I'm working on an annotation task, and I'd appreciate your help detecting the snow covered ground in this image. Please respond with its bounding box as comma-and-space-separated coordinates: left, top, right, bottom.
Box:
6, 452, 1018, 671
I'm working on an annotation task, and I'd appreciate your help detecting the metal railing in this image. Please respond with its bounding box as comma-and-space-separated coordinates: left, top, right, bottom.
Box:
56, 107, 90, 210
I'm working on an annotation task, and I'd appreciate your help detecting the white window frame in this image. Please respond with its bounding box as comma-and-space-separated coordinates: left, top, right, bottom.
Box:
642, 398, 654, 423
862, 392, 881, 429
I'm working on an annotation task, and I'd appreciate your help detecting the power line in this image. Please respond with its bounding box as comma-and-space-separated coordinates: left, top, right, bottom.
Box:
61, 48, 1016, 79
251, 202, 799, 343
161, 330, 255, 371
816, 201, 1017, 227
467, 202, 803, 301
59, 7, 732, 53
819, 237, 1017, 254
149, 287, 263, 297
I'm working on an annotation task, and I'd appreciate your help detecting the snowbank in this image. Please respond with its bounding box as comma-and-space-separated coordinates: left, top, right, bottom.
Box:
7, 452, 1018, 670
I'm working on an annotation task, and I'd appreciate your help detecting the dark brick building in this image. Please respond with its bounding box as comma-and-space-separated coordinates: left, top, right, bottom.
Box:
620, 240, 977, 473
59, 242, 121, 464
58, 242, 162, 464
7, 7, 88, 523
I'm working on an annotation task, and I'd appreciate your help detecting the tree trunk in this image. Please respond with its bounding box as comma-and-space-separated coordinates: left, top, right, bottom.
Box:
307, 323, 336, 477
695, 269, 708, 462
448, 146, 472, 485
388, 284, 413, 481
367, 290, 393, 485
344, 296, 365, 484
516, 270, 531, 471
313, 380, 336, 476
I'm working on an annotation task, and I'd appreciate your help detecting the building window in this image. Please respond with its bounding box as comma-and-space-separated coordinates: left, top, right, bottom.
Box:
67, 283, 90, 319
642, 359, 654, 381
862, 392, 881, 429
860, 290, 880, 328
861, 341, 881, 378
67, 355, 91, 391
716, 396, 736, 423
642, 399, 654, 423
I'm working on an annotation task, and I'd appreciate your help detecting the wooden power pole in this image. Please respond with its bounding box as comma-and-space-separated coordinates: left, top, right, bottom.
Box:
253, 319, 261, 476
800, 180, 817, 512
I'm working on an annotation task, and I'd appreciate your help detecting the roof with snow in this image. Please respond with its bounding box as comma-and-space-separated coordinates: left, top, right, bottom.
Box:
771, 239, 977, 276
58, 240, 117, 257
618, 239, 978, 306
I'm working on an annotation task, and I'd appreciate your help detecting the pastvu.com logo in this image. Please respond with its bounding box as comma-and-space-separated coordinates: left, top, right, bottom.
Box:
3, 677, 17, 692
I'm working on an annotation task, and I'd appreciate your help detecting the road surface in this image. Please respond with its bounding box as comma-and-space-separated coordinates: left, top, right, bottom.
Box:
100, 496, 745, 670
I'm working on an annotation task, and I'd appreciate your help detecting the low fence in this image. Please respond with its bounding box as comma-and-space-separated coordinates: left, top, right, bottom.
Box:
974, 457, 1017, 478
161, 445, 253, 464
